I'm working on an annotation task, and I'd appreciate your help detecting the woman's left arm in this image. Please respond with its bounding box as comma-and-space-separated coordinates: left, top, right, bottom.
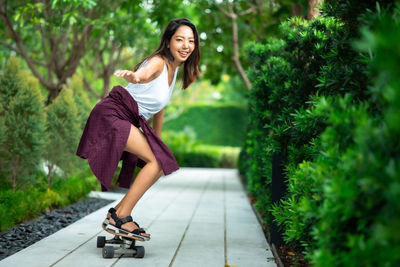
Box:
153, 108, 164, 138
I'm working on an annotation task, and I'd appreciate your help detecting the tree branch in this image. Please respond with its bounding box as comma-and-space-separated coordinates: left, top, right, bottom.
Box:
59, 23, 93, 87
239, 7, 256, 16
0, 1, 53, 89
231, 17, 252, 90
60, 24, 71, 62
216, 4, 232, 18
82, 76, 101, 99
0, 39, 48, 68
216, 0, 252, 90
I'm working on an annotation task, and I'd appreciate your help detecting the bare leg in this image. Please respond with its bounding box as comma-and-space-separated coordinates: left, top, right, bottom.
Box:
111, 169, 163, 212
108, 125, 163, 236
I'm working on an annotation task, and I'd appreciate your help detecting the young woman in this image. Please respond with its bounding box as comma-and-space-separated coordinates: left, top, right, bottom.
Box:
76, 18, 200, 241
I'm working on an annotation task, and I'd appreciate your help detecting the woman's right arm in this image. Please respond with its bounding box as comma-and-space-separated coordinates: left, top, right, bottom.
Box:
114, 56, 164, 84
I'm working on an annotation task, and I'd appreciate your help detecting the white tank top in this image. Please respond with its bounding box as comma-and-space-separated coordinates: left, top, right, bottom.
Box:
125, 60, 178, 120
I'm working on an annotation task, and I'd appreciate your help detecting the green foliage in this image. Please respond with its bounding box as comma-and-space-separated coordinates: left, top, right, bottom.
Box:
68, 74, 94, 129
241, 15, 367, 227
272, 94, 370, 248
241, 1, 400, 266
323, 0, 395, 31
309, 10, 400, 266
0, 57, 21, 104
2, 0, 157, 100
163, 104, 248, 147
0, 173, 98, 231
0, 57, 47, 190
44, 88, 81, 185
163, 130, 239, 168
0, 56, 99, 230
192, 0, 297, 85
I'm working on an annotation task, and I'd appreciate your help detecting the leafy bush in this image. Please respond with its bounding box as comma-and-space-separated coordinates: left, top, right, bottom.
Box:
44, 88, 81, 186
0, 57, 47, 190
163, 130, 239, 168
68, 74, 94, 129
0, 57, 98, 230
241, 14, 368, 228
240, 1, 399, 266
309, 11, 400, 266
323, 0, 395, 31
0, 172, 98, 231
163, 104, 248, 147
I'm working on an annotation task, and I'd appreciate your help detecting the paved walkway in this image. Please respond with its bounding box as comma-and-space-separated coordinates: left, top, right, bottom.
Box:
0, 168, 277, 267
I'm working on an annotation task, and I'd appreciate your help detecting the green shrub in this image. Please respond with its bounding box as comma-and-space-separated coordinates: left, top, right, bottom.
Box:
272, 94, 369, 249
44, 88, 81, 186
0, 57, 47, 190
240, 1, 399, 266
68, 74, 93, 129
190, 144, 239, 168
163, 130, 239, 168
323, 0, 396, 31
310, 10, 400, 266
163, 104, 248, 147
0, 172, 98, 231
241, 15, 366, 227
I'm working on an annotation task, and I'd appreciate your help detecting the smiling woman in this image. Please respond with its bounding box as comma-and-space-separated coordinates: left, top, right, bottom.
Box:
76, 18, 200, 244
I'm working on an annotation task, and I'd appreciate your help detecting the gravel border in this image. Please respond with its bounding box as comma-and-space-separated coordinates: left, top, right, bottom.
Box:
0, 197, 113, 261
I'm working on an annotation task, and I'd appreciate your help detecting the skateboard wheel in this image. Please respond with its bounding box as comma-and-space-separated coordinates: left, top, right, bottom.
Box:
97, 236, 106, 248
134, 246, 145, 258
103, 246, 114, 258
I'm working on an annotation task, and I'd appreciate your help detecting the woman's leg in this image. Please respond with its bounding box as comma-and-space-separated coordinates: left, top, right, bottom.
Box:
109, 124, 163, 235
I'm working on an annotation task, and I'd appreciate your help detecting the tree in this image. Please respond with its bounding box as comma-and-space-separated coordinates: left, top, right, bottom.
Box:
214, 0, 256, 90
43, 88, 80, 187
0, 57, 47, 190
0, 0, 148, 101
192, 0, 307, 89
0, 0, 96, 100
79, 1, 158, 99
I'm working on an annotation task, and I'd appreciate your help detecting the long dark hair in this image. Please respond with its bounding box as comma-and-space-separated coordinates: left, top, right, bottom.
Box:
134, 18, 200, 89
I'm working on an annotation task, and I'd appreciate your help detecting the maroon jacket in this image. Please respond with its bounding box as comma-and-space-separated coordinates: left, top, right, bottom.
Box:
76, 85, 179, 191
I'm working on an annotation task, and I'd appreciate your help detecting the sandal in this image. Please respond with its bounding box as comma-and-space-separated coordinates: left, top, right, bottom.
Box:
102, 208, 150, 241
106, 208, 149, 236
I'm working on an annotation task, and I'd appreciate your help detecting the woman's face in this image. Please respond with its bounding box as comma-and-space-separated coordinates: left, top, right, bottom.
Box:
169, 25, 195, 64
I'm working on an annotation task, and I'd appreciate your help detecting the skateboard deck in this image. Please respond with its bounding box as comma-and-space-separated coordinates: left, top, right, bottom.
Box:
102, 222, 148, 242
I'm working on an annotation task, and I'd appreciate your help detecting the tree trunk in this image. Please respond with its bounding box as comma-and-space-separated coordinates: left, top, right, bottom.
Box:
102, 71, 111, 98
308, 0, 324, 20
47, 163, 54, 188
231, 15, 252, 91
291, 2, 303, 17
12, 156, 20, 191
216, 2, 253, 91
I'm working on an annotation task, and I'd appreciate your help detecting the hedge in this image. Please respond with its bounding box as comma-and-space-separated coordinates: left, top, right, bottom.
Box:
240, 1, 399, 266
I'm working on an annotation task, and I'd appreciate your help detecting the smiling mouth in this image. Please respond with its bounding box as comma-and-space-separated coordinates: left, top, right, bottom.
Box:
179, 51, 189, 57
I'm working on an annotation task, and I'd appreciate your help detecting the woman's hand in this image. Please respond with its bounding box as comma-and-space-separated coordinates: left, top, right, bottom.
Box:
114, 70, 140, 83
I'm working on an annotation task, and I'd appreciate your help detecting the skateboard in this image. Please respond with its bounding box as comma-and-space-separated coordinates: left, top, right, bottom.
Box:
97, 235, 145, 258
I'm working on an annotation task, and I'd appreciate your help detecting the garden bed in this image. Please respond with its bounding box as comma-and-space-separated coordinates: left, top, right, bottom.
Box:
0, 197, 112, 261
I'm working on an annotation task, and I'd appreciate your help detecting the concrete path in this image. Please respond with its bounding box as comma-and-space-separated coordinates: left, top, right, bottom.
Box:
0, 168, 277, 267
